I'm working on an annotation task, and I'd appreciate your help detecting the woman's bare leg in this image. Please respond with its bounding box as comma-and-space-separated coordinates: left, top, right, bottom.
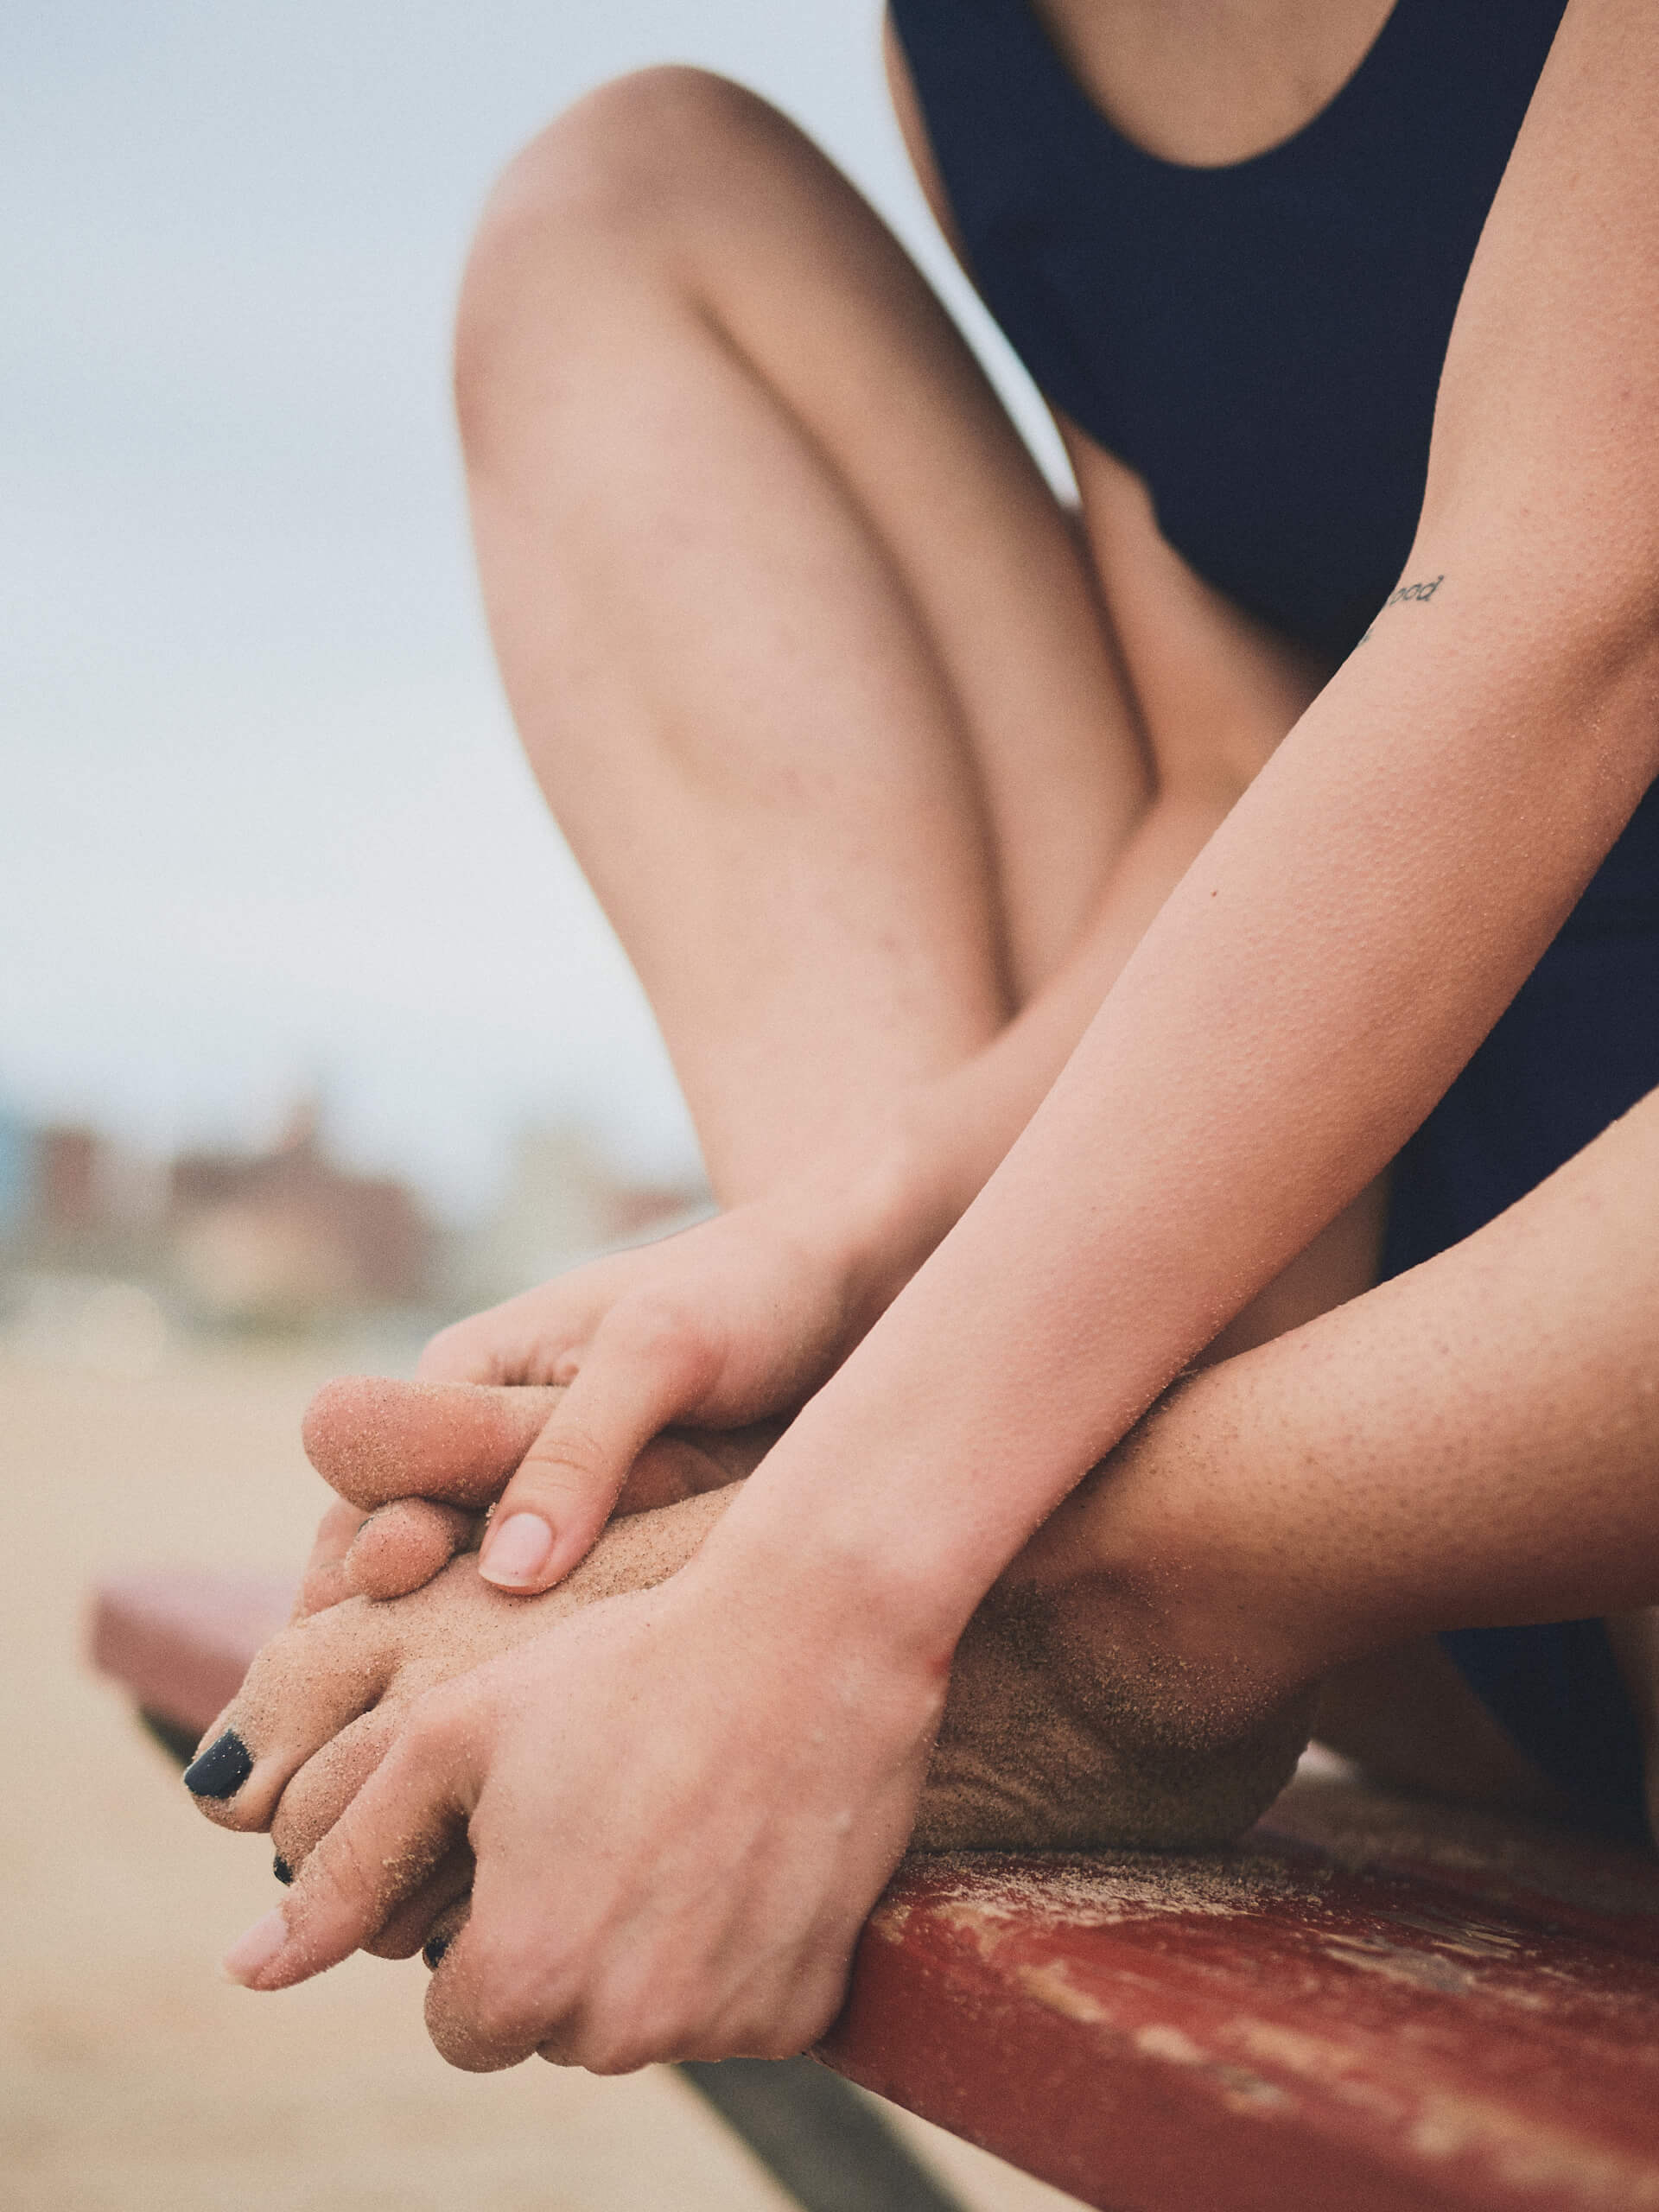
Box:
455, 67, 1147, 1203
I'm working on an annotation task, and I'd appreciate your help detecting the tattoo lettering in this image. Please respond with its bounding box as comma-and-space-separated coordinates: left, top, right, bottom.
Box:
1356, 573, 1444, 646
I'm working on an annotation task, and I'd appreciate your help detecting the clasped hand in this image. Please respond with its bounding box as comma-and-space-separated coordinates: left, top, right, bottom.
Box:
309, 1171, 908, 1603
222, 1544, 946, 2071
208, 1169, 951, 2069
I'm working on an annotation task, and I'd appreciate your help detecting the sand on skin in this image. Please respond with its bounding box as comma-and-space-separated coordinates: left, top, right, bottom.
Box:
1, 1331, 1084, 2212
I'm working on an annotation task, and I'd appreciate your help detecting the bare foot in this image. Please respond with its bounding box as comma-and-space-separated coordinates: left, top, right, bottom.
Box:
189, 1467, 1312, 1948
918, 1481, 1315, 1851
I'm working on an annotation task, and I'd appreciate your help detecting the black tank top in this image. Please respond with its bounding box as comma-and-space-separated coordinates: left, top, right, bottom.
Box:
889, 0, 1566, 661
891, 0, 1656, 1846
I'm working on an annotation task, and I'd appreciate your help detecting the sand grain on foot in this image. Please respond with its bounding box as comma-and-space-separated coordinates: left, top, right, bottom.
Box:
3, 1338, 1081, 2211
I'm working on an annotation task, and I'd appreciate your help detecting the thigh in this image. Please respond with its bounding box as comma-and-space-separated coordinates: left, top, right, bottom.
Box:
461, 67, 1149, 1044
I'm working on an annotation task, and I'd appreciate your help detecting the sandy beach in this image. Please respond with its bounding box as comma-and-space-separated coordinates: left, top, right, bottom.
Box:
3, 1319, 1081, 2211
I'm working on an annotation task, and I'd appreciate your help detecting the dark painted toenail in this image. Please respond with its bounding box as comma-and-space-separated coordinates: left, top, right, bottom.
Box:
423, 1933, 450, 1971
272, 1854, 294, 1885
183, 1731, 253, 1798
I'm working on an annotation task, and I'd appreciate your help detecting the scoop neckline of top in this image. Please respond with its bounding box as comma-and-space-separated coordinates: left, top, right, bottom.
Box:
1012, 0, 1409, 180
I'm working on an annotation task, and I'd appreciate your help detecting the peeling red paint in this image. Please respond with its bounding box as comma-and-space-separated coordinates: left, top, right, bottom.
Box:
820, 1780, 1659, 2212
89, 1576, 1659, 2212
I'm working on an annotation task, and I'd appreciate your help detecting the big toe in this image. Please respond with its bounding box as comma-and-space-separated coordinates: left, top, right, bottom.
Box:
302, 1376, 564, 1512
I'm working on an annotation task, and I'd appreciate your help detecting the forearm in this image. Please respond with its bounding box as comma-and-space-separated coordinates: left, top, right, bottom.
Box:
854, 779, 1251, 1296
709, 546, 1659, 1655
1058, 1084, 1659, 1677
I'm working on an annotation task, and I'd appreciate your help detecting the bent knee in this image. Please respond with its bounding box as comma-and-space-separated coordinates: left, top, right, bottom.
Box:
484, 67, 777, 240
456, 68, 787, 433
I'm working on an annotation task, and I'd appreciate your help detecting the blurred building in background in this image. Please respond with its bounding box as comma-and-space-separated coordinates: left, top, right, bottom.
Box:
448, 1123, 707, 1315
168, 1098, 433, 1327
0, 1090, 707, 1348
7, 1119, 168, 1274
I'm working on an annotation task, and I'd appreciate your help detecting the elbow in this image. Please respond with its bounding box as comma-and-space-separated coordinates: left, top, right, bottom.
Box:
1414, 454, 1659, 731
1402, 502, 1659, 785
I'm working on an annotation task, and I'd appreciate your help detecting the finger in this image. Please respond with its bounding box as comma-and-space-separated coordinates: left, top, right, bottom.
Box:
345, 1499, 480, 1599
419, 1892, 473, 1972
184, 1600, 399, 1832
302, 1376, 566, 1513
477, 1318, 713, 1592
270, 1717, 474, 1959
416, 1276, 613, 1385
293, 1498, 371, 1619
221, 1689, 479, 1992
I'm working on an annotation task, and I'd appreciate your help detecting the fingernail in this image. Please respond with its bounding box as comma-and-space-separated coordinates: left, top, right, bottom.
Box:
184, 1731, 253, 1799
422, 1932, 450, 1971
222, 1907, 289, 1988
480, 1512, 554, 1588
272, 1854, 294, 1885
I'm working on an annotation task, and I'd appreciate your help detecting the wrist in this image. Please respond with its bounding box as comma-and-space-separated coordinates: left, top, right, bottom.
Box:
776, 1116, 962, 1336
691, 1461, 973, 1680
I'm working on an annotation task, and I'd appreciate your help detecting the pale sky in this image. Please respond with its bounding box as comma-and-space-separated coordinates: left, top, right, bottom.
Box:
3, 1, 1059, 1215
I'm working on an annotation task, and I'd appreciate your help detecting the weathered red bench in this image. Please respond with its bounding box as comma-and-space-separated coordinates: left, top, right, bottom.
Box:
92, 1572, 1659, 2212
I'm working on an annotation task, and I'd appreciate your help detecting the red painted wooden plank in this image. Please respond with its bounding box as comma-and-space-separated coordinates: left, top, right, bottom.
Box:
1256, 1769, 1659, 1962
818, 1837, 1659, 2212
89, 1574, 1659, 2212
89, 1570, 291, 1738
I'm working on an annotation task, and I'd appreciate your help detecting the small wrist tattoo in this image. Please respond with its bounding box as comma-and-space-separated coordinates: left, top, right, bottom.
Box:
1356, 573, 1445, 646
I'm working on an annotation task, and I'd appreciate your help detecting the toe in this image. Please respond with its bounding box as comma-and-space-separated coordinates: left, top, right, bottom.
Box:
264, 1703, 474, 1961
186, 1599, 400, 1830
346, 1499, 480, 1599
268, 1702, 401, 1867
302, 1377, 564, 1513
369, 1849, 474, 1961
294, 1497, 370, 1619
613, 1417, 785, 1514
182, 1730, 255, 1799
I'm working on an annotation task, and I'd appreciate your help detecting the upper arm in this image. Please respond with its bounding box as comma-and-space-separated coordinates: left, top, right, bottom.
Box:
1421, 0, 1659, 646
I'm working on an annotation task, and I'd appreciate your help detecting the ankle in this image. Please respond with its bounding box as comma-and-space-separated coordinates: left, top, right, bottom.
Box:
1007, 1405, 1326, 1741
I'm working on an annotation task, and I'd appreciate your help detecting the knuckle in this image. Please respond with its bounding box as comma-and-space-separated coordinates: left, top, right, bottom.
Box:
606, 1287, 687, 1351
579, 1997, 675, 2076
518, 1427, 612, 1497
307, 1814, 381, 1916
606, 1291, 716, 1388
582, 2031, 655, 2077
581, 1961, 711, 2071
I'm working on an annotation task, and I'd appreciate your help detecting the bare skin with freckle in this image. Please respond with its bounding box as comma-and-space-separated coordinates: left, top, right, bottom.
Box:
202, 1386, 1312, 1945
199, 1084, 1659, 1975
181, 5, 1659, 2064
